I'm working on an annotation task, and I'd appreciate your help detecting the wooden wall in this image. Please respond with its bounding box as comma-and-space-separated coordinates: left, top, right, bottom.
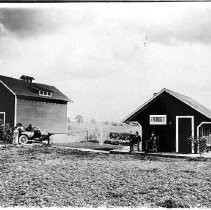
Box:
16, 99, 67, 133
0, 82, 15, 126
125, 92, 211, 152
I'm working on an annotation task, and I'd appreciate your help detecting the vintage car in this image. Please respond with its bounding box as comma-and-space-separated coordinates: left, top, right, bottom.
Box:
13, 125, 53, 145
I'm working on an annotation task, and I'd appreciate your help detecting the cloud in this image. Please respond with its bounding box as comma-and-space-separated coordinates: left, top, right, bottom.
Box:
141, 8, 211, 45
104, 5, 211, 46
1, 4, 211, 121
0, 8, 49, 38
0, 6, 97, 39
1, 4, 211, 45
0, 22, 8, 36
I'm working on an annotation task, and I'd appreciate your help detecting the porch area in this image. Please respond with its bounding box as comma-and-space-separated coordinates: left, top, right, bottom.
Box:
198, 122, 211, 146
110, 146, 211, 159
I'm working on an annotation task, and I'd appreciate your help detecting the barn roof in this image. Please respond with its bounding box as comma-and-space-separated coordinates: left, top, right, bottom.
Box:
122, 88, 211, 122
0, 75, 71, 102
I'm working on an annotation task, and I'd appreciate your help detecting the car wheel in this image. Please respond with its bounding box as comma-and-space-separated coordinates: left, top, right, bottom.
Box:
19, 135, 29, 145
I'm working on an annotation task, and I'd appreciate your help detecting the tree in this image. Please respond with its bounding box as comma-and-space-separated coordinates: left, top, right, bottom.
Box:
90, 119, 96, 124
67, 117, 71, 123
67, 118, 71, 135
75, 115, 83, 124
104, 121, 110, 125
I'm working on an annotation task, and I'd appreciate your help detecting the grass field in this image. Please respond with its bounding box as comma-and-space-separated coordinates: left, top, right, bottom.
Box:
1, 145, 211, 207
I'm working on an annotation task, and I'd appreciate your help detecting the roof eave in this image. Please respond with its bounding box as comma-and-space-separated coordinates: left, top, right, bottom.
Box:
121, 88, 166, 122
16, 94, 70, 103
121, 88, 211, 122
67, 98, 73, 103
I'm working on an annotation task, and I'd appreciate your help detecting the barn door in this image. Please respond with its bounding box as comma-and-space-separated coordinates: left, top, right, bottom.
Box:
176, 116, 194, 154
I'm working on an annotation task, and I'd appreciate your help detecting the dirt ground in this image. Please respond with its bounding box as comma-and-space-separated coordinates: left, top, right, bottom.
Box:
0, 145, 211, 207
54, 141, 124, 151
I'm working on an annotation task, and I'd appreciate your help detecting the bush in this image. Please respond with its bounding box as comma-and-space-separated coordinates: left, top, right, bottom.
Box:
88, 134, 99, 143
187, 136, 208, 157
0, 121, 13, 143
104, 140, 112, 144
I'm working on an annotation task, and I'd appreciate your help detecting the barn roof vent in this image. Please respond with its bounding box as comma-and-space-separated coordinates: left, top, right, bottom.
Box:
20, 75, 35, 83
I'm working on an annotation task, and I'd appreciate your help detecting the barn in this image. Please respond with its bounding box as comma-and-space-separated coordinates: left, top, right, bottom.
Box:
122, 88, 211, 154
0, 75, 71, 133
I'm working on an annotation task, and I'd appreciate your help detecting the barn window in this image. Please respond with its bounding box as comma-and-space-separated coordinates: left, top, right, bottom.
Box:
39, 90, 52, 97
149, 115, 167, 125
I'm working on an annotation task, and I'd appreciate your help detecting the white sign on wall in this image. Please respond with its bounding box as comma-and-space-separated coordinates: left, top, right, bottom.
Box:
149, 115, 167, 125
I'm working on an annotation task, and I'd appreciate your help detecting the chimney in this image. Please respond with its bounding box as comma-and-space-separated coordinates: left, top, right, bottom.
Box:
20, 75, 35, 83
153, 92, 157, 97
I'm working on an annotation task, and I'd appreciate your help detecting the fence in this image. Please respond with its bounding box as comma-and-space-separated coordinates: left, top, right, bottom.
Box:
52, 131, 88, 144
52, 121, 142, 146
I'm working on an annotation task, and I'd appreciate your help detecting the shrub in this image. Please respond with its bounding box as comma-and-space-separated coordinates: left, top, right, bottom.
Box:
187, 136, 208, 157
0, 121, 13, 143
104, 140, 112, 144
88, 134, 99, 143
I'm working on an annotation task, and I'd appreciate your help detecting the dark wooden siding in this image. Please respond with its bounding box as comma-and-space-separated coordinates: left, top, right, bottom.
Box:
126, 92, 211, 152
0, 82, 15, 126
16, 99, 67, 133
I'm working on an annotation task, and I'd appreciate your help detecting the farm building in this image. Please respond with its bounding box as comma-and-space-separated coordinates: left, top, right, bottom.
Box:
0, 75, 71, 133
122, 88, 211, 153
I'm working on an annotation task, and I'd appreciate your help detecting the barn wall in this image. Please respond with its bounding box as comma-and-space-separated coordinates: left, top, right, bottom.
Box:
127, 92, 211, 152
0, 82, 15, 126
16, 99, 67, 133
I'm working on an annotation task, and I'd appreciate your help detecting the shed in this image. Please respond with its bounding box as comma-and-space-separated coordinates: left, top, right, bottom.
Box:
0, 75, 71, 133
122, 88, 211, 153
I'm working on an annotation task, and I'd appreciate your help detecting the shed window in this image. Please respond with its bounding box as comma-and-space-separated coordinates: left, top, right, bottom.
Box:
150, 115, 167, 125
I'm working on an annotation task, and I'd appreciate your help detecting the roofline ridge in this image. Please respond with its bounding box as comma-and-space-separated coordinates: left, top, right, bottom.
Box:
165, 89, 211, 119
0, 75, 72, 103
121, 88, 165, 122
0, 79, 16, 96
122, 88, 211, 122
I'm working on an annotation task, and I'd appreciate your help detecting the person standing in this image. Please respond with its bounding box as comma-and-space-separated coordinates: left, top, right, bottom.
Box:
129, 132, 135, 152
135, 131, 142, 152
129, 131, 142, 152
13, 123, 24, 145
146, 132, 158, 154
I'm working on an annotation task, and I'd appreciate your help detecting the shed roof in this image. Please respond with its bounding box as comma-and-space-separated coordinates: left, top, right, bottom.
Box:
0, 75, 71, 102
122, 88, 211, 122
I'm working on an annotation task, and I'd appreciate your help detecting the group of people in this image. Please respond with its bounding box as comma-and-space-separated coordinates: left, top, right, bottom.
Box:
15, 123, 33, 132
129, 131, 159, 153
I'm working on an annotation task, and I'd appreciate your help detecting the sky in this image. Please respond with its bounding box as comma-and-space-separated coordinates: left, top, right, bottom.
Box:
1, 3, 211, 122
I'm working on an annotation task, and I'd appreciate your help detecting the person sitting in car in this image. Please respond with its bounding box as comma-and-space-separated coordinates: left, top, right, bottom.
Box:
26, 124, 33, 132
16, 123, 25, 132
